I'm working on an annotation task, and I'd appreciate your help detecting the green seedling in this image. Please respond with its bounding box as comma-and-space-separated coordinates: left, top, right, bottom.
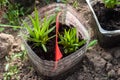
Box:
4, 47, 27, 80
103, 0, 120, 8
4, 2, 24, 30
73, 0, 79, 9
59, 28, 86, 54
24, 8, 56, 52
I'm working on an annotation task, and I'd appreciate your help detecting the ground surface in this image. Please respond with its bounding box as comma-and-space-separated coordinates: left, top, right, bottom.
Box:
0, 0, 120, 80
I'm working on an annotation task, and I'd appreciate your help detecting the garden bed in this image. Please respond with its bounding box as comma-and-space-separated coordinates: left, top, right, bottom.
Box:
0, 0, 120, 80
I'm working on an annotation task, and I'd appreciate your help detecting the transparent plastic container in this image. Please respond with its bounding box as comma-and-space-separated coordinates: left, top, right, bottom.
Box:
21, 3, 89, 79
86, 0, 120, 48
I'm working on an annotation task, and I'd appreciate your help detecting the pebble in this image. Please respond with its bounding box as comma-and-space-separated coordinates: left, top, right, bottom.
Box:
94, 77, 99, 80
86, 50, 106, 71
101, 52, 113, 61
117, 68, 120, 76
108, 69, 116, 77
106, 63, 113, 71
113, 48, 120, 58
0, 45, 8, 58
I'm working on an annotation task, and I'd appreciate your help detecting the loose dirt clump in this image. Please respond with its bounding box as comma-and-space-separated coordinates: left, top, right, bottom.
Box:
0, 0, 120, 80
0, 33, 14, 59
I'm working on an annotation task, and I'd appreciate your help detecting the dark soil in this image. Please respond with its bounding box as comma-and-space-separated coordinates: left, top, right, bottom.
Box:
27, 23, 80, 61
93, 2, 120, 30
0, 59, 6, 79
1, 0, 120, 80
9, 0, 35, 14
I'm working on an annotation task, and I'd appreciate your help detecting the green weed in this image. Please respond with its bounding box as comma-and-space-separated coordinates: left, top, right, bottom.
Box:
73, 0, 79, 9
0, 0, 8, 8
4, 64, 19, 80
3, 49, 27, 80
4, 2, 24, 30
103, 0, 120, 8
88, 39, 98, 48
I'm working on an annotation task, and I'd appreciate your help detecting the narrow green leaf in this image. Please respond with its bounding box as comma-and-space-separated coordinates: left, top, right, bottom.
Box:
34, 8, 40, 28
43, 26, 55, 37
47, 35, 56, 41
5, 63, 9, 71
42, 44, 47, 52
29, 37, 41, 43
24, 22, 34, 37
29, 15, 36, 29
0, 24, 21, 28
88, 40, 98, 48
78, 40, 86, 47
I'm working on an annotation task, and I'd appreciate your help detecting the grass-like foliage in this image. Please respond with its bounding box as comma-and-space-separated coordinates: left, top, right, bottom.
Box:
4, 46, 27, 80
59, 28, 86, 54
4, 64, 19, 80
4, 2, 24, 29
0, 0, 8, 8
24, 8, 56, 52
103, 0, 120, 8
72, 0, 79, 9
88, 40, 97, 48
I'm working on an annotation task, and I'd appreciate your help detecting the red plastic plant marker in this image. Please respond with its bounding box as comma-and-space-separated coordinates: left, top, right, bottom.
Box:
55, 12, 63, 61
53, 12, 63, 71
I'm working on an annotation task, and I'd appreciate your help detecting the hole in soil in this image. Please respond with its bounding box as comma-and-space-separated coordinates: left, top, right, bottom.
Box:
27, 23, 85, 61
93, 2, 120, 30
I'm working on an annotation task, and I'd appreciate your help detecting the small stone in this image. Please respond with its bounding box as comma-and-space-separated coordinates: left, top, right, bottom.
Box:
117, 68, 120, 76
11, 38, 22, 53
94, 77, 99, 80
110, 47, 120, 58
86, 50, 106, 71
0, 33, 14, 44
106, 63, 113, 71
101, 52, 113, 61
113, 50, 120, 58
83, 65, 87, 72
35, 0, 39, 4
13, 43, 19, 48
108, 69, 116, 77
0, 45, 8, 58
111, 59, 118, 65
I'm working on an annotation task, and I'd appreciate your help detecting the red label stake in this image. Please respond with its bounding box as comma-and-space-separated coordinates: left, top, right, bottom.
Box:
55, 12, 63, 61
